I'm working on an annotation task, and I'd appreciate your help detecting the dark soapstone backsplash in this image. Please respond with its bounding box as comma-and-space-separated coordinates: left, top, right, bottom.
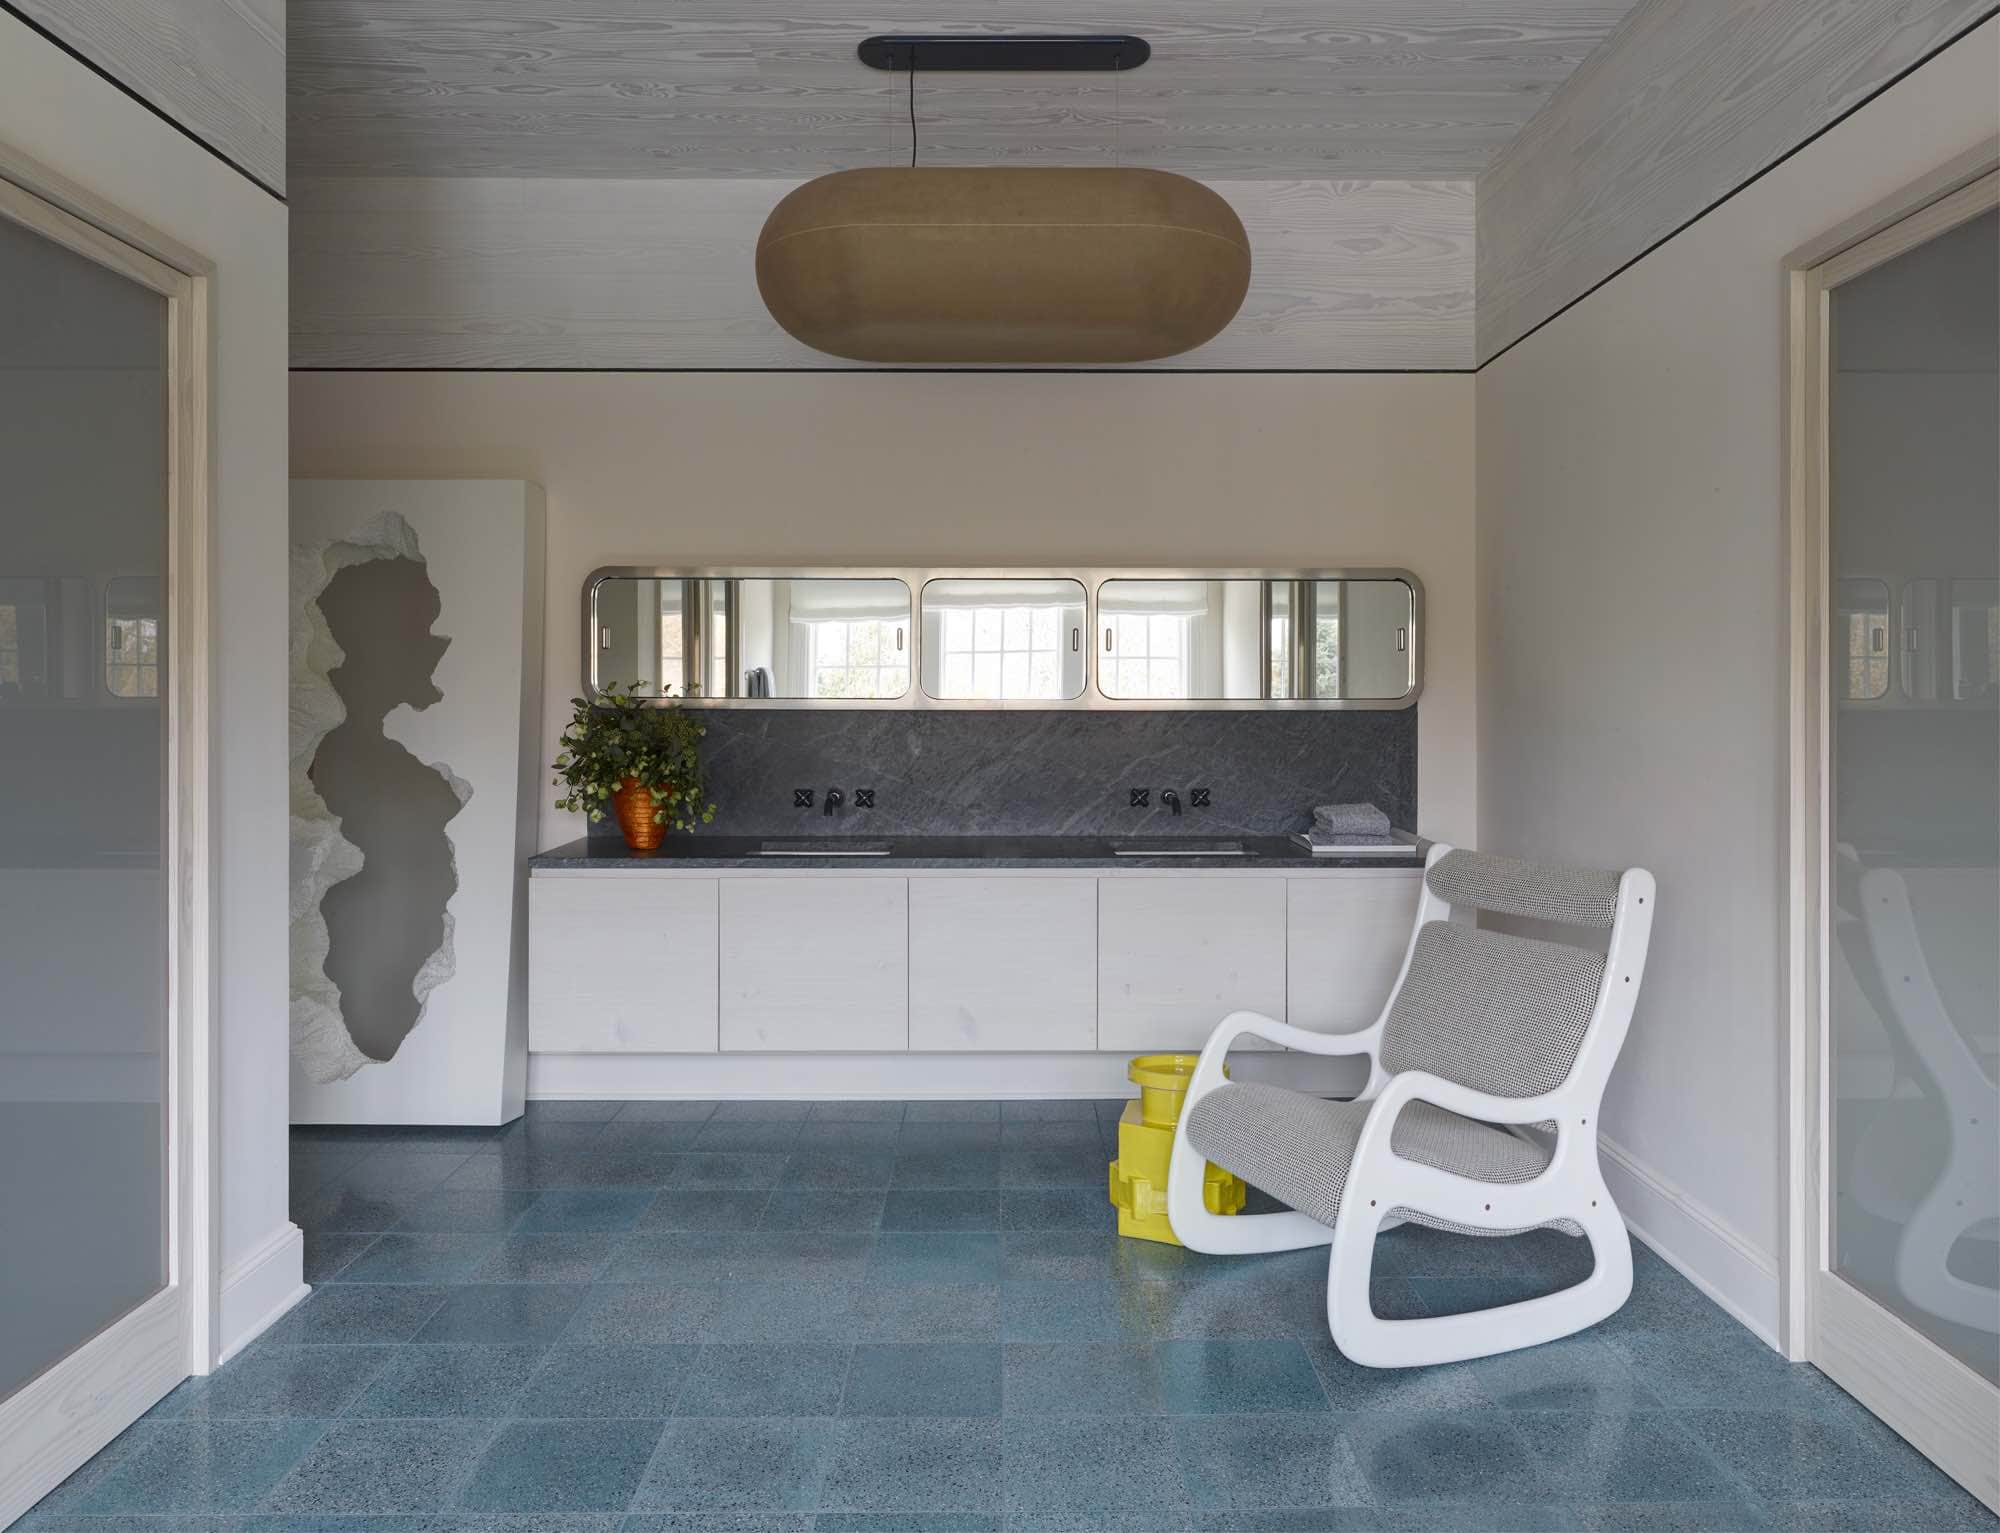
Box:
590, 707, 1416, 842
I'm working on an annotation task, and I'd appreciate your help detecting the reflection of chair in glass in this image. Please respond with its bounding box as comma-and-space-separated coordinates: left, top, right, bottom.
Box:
1837, 844, 2000, 1335
1165, 844, 1654, 1366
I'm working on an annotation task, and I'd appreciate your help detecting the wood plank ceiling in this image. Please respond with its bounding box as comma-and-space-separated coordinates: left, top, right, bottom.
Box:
289, 1, 1639, 180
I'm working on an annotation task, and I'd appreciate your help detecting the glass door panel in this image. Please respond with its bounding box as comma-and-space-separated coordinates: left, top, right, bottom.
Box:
0, 203, 170, 1396
1827, 205, 1998, 1386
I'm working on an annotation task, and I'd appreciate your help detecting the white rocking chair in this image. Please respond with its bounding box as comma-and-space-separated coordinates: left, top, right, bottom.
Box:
1165, 842, 1656, 1367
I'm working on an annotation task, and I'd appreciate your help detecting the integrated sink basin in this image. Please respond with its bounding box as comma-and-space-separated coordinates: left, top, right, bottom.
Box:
1108, 838, 1248, 857
757, 839, 893, 857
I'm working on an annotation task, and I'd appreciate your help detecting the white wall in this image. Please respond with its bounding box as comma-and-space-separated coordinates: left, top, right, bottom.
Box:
1476, 20, 2000, 1339
290, 372, 1479, 849
0, 11, 295, 1359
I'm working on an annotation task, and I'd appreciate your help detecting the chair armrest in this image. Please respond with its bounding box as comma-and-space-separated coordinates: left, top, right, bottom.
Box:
1338, 1070, 1578, 1235
1203, 1010, 1382, 1058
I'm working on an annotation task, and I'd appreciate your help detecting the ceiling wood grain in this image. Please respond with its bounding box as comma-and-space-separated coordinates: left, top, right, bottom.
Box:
288, 1, 1638, 179
289, 175, 1474, 370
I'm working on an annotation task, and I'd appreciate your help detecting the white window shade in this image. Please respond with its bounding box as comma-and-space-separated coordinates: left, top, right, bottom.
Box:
783, 578, 911, 623
1099, 579, 1211, 618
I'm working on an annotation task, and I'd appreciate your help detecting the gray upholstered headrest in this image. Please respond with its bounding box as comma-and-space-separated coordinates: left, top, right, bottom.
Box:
1427, 849, 1622, 929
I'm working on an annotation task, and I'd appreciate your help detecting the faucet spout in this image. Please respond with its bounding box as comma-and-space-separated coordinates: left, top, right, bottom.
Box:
824, 787, 844, 817
1161, 789, 1182, 817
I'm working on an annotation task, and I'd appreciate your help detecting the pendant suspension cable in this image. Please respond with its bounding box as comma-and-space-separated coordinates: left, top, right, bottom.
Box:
1113, 49, 1122, 167
909, 46, 918, 167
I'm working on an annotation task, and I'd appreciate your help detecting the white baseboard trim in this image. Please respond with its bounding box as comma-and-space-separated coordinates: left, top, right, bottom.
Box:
1600, 1135, 1782, 1349
527, 1050, 1371, 1101
216, 1221, 308, 1367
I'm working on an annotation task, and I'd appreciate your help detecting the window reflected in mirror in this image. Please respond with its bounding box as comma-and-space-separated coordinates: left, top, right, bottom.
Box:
1098, 578, 1413, 701
1836, 578, 1892, 701
594, 576, 911, 700
104, 576, 161, 699
921, 579, 1085, 700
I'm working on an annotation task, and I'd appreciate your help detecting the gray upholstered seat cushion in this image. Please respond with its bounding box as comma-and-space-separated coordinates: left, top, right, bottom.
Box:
1183, 1081, 1582, 1238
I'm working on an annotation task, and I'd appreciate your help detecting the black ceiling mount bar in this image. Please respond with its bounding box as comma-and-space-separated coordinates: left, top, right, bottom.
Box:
858, 35, 1150, 72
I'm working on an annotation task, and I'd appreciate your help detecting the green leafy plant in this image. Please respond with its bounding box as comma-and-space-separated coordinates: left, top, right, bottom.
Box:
552, 684, 716, 831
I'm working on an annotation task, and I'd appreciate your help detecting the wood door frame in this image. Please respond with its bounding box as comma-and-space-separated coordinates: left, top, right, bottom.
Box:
1781, 145, 1999, 1513
0, 146, 219, 1526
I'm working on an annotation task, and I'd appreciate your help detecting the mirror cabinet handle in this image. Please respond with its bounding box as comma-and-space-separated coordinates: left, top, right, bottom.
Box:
1104, 628, 1114, 652
896, 627, 905, 651
1071, 627, 1080, 653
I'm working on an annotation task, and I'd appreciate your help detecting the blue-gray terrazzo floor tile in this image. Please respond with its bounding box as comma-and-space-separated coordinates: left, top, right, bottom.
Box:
999, 1189, 1107, 1231
343, 1342, 544, 1416
471, 1231, 619, 1283
392, 1188, 542, 1232
411, 1283, 587, 1344
519, 1341, 696, 1416
636, 1189, 773, 1231
634, 1417, 834, 1512
1002, 1416, 1190, 1515
882, 1190, 1000, 1231
260, 1282, 450, 1344
563, 1281, 722, 1344
842, 1343, 1002, 1417
1510, 1409, 1750, 1503
1000, 1278, 1157, 1342
519, 1188, 657, 1231
783, 1152, 900, 1191
762, 1190, 888, 1231
300, 1229, 380, 1281
1155, 1340, 1330, 1414
869, 1233, 1002, 1285
332, 1232, 503, 1283
890, 1150, 1000, 1189
708, 1280, 863, 1342
263, 1419, 494, 1512
818, 1418, 1000, 1514
1341, 1408, 1552, 1502
458, 1418, 667, 1512
1172, 1412, 1373, 1511
677, 1343, 851, 1416
153, 1344, 389, 1418
1001, 1341, 1164, 1415
611, 1099, 718, 1121
61, 1420, 328, 1513
852, 1281, 1001, 1342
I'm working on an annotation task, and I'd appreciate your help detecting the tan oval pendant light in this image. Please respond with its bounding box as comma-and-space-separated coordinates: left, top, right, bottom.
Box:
756, 167, 1251, 364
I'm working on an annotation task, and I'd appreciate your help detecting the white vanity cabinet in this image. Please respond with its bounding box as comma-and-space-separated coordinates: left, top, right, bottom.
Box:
1286, 874, 1423, 1032
719, 876, 908, 1051
909, 876, 1098, 1051
527, 862, 1425, 1070
528, 873, 720, 1052
1097, 876, 1288, 1052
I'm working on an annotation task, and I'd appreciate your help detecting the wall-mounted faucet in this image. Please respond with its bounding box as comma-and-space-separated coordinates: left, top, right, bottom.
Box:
823, 787, 844, 817
1161, 788, 1183, 817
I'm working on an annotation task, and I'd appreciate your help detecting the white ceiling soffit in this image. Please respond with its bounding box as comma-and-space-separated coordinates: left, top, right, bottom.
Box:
287, 1, 1642, 181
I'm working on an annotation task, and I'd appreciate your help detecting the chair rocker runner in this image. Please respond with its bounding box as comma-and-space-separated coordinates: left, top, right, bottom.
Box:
1165, 843, 1656, 1367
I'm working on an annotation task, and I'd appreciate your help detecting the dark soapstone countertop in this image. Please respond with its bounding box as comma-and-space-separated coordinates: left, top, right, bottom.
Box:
530, 833, 1428, 871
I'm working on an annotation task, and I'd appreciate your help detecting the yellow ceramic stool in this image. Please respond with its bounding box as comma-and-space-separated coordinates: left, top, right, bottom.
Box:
1107, 1053, 1246, 1244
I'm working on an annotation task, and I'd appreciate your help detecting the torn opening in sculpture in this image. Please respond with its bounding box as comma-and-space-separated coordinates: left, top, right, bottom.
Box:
290, 512, 470, 1084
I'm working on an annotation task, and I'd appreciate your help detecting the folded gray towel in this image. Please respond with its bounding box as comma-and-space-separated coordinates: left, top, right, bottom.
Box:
1312, 802, 1390, 836
1305, 827, 1392, 847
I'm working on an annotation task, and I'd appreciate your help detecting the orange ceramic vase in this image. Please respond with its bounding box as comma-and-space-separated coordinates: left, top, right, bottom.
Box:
610, 778, 665, 852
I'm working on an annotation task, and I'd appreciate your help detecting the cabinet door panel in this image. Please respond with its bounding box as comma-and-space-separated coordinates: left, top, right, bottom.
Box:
529, 876, 719, 1052
1098, 877, 1286, 1052
1286, 872, 1423, 1034
909, 877, 1097, 1051
720, 877, 908, 1051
